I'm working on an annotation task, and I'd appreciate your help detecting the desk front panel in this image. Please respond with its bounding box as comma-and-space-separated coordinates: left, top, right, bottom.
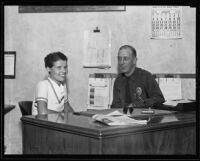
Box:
22, 123, 101, 154
101, 125, 195, 154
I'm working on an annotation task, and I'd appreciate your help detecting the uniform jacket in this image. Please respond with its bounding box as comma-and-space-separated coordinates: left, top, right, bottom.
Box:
111, 67, 165, 109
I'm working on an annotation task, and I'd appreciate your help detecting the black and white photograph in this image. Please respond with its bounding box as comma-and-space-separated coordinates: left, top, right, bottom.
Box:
1, 1, 199, 160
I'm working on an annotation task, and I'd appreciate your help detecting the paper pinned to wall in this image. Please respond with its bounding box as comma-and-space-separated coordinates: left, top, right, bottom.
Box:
158, 78, 182, 101
83, 30, 111, 68
87, 77, 111, 110
87, 73, 116, 110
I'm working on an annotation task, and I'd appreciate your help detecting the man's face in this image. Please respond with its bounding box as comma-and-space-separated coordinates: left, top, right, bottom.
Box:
118, 48, 137, 74
47, 59, 68, 84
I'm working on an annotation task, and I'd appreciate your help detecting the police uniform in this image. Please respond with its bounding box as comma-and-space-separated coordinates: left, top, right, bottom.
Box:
111, 67, 165, 109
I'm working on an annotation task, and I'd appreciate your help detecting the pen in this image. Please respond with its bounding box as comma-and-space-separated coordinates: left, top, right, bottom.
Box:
141, 110, 154, 114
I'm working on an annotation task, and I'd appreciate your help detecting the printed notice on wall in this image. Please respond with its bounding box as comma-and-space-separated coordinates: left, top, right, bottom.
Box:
87, 77, 111, 110
158, 78, 182, 101
83, 30, 111, 68
151, 6, 182, 39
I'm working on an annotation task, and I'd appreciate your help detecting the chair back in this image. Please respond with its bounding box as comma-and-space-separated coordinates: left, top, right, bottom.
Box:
18, 101, 32, 116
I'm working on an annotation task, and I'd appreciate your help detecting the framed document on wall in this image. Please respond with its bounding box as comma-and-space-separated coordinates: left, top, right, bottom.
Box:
4, 51, 16, 79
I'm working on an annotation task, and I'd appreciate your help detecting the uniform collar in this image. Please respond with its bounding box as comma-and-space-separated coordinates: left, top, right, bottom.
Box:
122, 67, 139, 81
48, 77, 65, 87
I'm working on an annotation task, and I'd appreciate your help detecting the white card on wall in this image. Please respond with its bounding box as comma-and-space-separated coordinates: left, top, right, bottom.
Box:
159, 78, 182, 101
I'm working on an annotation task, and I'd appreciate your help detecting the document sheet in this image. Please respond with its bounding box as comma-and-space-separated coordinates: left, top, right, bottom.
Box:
158, 78, 182, 101
83, 30, 111, 68
87, 73, 117, 110
92, 110, 147, 126
87, 77, 111, 110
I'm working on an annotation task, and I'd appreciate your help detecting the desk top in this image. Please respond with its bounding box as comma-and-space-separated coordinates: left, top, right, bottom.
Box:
21, 108, 196, 138
80, 108, 175, 117
4, 104, 15, 115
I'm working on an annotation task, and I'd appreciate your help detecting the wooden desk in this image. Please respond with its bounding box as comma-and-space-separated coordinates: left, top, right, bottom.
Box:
21, 109, 196, 154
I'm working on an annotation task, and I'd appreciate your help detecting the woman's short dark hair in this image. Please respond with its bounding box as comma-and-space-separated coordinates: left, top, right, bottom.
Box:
119, 45, 137, 57
44, 51, 68, 68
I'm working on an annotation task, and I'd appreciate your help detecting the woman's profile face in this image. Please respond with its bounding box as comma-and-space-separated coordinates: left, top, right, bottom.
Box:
47, 59, 68, 84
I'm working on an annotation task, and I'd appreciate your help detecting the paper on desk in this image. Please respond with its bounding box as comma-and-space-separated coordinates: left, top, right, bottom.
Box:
163, 99, 193, 106
106, 110, 124, 116
92, 110, 147, 126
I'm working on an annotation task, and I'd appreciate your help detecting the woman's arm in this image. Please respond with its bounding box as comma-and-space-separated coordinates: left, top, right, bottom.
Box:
64, 101, 74, 113
37, 100, 60, 115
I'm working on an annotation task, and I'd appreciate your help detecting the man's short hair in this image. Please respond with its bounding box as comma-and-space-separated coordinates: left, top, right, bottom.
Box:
44, 51, 68, 68
119, 45, 137, 57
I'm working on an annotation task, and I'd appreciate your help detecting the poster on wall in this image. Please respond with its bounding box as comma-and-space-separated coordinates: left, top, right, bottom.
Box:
87, 73, 115, 110
158, 77, 182, 101
83, 29, 111, 68
151, 6, 182, 39
4, 51, 16, 79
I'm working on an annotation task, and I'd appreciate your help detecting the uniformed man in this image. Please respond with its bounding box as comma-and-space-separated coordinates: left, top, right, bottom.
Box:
111, 45, 165, 110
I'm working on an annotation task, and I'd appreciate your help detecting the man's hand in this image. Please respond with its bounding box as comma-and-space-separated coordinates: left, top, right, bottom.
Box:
134, 100, 145, 108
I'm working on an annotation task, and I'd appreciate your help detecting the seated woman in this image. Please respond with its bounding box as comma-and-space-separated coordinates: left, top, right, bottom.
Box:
32, 51, 74, 115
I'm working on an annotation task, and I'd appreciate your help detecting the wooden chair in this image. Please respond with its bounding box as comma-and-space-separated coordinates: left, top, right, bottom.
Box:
18, 101, 32, 116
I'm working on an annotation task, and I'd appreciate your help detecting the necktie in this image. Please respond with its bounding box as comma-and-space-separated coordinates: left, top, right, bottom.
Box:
125, 77, 131, 105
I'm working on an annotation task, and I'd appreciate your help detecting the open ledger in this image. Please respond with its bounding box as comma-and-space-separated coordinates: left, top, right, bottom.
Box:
92, 110, 147, 126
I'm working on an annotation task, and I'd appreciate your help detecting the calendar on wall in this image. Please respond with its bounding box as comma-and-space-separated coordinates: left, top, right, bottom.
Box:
151, 6, 182, 39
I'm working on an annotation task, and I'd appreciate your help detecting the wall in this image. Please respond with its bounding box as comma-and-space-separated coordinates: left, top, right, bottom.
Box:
4, 6, 196, 154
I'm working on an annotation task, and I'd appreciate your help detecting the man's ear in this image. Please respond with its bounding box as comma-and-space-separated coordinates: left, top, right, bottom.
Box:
133, 57, 137, 65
